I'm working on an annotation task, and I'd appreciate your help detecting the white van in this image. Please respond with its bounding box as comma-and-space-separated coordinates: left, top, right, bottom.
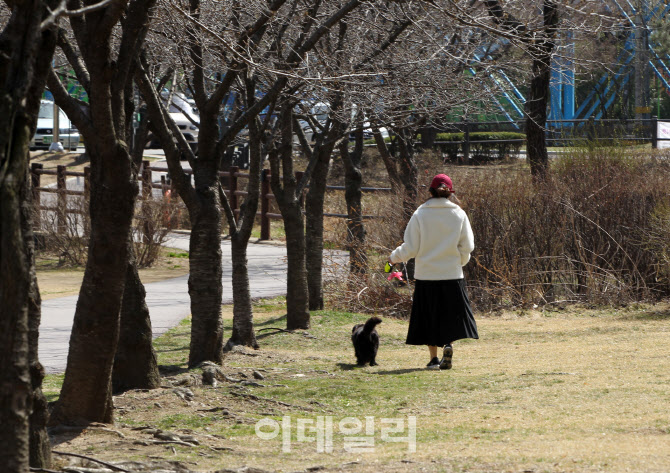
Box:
30, 100, 80, 151
147, 93, 199, 154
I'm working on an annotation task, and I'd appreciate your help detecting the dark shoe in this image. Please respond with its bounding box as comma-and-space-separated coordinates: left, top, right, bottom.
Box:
426, 357, 440, 369
440, 344, 453, 370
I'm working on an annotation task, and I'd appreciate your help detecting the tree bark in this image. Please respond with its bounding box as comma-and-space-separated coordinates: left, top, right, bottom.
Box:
187, 164, 225, 366
226, 237, 259, 348
51, 145, 138, 424
395, 128, 419, 224
25, 167, 52, 469
224, 112, 264, 351
304, 131, 341, 310
282, 204, 311, 329
1, 2, 56, 469
0, 110, 33, 473
484, 0, 558, 180
269, 105, 310, 330
113, 92, 161, 394
304, 152, 329, 311
45, 0, 157, 425
526, 1, 558, 180
113, 242, 160, 393
340, 130, 367, 274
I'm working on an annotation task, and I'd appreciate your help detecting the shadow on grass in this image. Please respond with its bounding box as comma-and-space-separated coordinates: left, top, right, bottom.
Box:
159, 364, 189, 376
253, 315, 295, 341
226, 314, 289, 334
374, 368, 427, 375
156, 347, 189, 353
256, 314, 288, 326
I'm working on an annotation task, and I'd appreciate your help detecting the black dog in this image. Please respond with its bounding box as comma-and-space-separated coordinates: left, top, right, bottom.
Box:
351, 317, 382, 366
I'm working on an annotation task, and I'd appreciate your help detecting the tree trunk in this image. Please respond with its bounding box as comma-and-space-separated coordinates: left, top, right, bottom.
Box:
0, 5, 58, 465
283, 204, 311, 329
483, 0, 557, 180
526, 1, 558, 180
113, 242, 160, 393
24, 165, 52, 469
226, 236, 259, 349
395, 128, 418, 280
0, 112, 33, 473
305, 145, 334, 311
224, 114, 263, 350
395, 129, 419, 223
269, 106, 310, 330
51, 145, 138, 424
526, 68, 550, 179
340, 134, 367, 274
187, 161, 224, 367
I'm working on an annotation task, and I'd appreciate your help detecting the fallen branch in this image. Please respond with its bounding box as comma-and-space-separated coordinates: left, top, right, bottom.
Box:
52, 450, 130, 472
30, 468, 63, 473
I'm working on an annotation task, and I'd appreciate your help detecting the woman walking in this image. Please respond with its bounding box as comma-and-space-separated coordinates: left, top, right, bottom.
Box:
389, 174, 477, 369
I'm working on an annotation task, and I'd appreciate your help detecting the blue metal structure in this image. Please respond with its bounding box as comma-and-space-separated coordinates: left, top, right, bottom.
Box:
552, 0, 670, 122
469, 1, 670, 124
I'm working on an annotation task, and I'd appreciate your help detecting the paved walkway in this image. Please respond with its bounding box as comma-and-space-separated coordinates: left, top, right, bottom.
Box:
39, 233, 292, 373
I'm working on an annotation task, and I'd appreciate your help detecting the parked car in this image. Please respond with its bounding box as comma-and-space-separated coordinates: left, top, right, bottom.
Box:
297, 101, 389, 143
147, 92, 199, 155
30, 100, 80, 151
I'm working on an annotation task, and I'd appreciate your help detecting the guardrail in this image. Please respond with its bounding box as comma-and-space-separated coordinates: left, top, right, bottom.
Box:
30, 160, 393, 241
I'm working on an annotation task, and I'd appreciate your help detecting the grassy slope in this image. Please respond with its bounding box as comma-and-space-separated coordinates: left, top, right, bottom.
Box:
44, 300, 670, 472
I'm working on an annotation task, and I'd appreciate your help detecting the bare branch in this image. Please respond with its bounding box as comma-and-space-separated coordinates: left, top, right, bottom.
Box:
40, 0, 114, 31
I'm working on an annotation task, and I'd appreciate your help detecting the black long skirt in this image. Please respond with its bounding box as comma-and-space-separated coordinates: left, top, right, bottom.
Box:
406, 279, 479, 346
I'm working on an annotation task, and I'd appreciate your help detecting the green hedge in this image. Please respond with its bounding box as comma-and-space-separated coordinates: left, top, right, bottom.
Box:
433, 132, 525, 162
363, 131, 525, 162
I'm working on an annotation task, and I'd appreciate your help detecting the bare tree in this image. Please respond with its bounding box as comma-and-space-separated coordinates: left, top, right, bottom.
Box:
481, 0, 558, 179
296, 9, 414, 303
47, 0, 158, 424
0, 0, 62, 468
138, 0, 371, 343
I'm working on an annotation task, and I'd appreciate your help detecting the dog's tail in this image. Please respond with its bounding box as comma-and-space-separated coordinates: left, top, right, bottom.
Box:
362, 316, 382, 334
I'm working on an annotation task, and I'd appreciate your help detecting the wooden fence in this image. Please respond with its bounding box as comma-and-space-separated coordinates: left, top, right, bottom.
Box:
30, 160, 392, 240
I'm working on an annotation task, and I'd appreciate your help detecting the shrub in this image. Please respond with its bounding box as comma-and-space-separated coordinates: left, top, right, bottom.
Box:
325, 145, 670, 316
642, 200, 670, 286
432, 131, 525, 162
36, 191, 181, 268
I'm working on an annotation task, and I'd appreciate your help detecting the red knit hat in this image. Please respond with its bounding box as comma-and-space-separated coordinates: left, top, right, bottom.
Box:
430, 174, 453, 192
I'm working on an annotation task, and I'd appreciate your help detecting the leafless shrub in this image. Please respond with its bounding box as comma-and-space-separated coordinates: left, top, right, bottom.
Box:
132, 197, 182, 268
35, 191, 181, 268
36, 193, 90, 266
639, 193, 670, 287
323, 255, 413, 319
324, 145, 670, 315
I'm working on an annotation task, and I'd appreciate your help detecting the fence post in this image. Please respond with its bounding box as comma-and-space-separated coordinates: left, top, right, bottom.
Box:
260, 169, 270, 240
141, 160, 152, 199
31, 163, 43, 227
463, 119, 470, 163
587, 116, 595, 142
57, 165, 67, 234
652, 116, 658, 149
229, 165, 239, 221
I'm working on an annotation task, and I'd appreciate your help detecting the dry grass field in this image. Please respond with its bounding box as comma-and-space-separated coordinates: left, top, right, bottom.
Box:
44, 300, 670, 473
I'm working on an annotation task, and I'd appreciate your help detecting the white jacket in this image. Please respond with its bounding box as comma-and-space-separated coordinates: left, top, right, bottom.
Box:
390, 198, 474, 280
